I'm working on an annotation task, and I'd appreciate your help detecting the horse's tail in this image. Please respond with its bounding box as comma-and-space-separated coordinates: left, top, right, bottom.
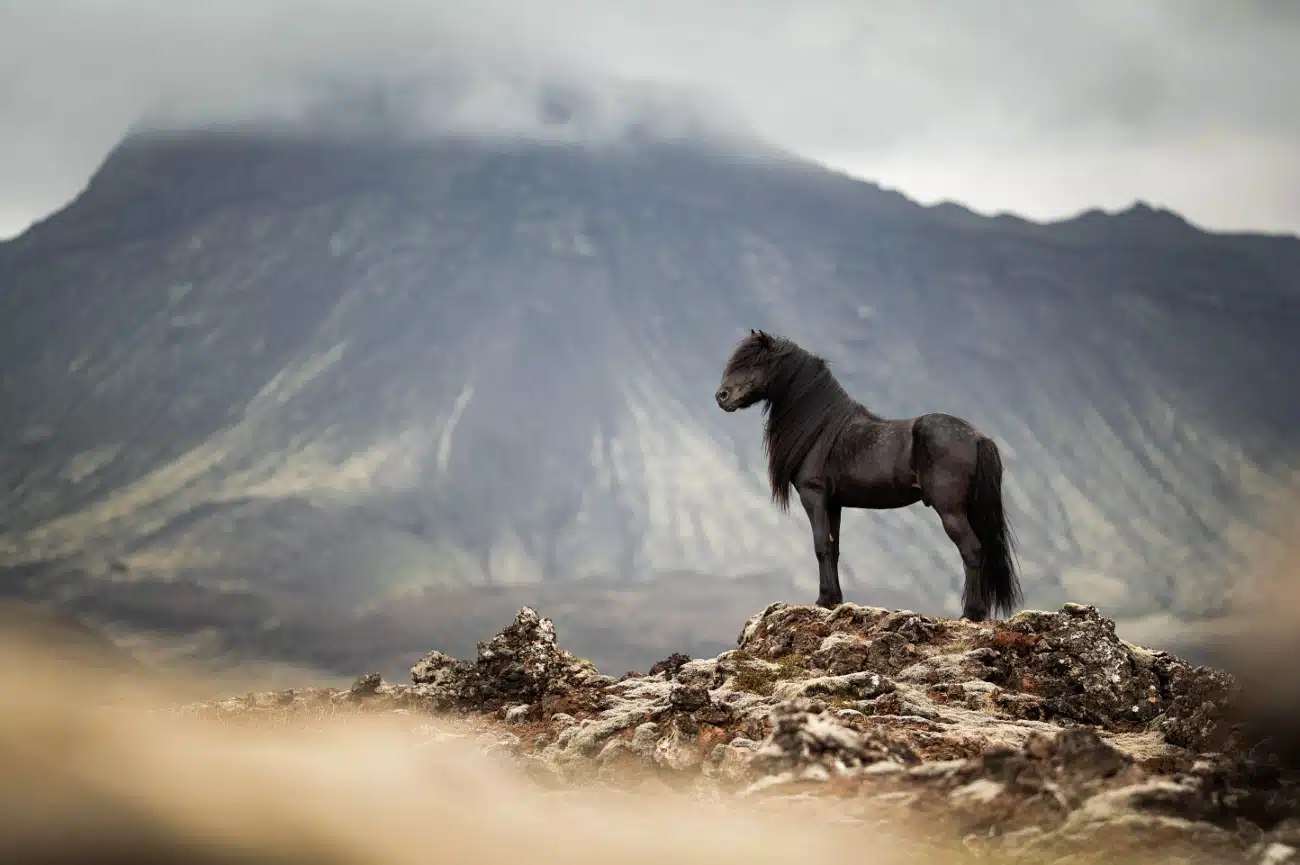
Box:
966, 436, 1022, 619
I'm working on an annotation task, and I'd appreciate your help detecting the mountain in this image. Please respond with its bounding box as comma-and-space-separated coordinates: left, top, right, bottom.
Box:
2, 97, 1299, 679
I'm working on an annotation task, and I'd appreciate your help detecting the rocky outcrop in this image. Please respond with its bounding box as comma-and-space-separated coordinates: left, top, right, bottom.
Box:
408, 606, 612, 717
182, 602, 1299, 864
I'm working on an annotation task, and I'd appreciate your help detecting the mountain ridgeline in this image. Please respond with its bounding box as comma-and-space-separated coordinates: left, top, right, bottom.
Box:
2, 117, 1298, 678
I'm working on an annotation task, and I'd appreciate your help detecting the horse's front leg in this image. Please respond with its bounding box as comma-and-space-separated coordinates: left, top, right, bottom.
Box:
798, 486, 842, 609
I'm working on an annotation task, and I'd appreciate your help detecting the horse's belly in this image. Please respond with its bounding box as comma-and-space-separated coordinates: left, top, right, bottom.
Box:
833, 483, 923, 510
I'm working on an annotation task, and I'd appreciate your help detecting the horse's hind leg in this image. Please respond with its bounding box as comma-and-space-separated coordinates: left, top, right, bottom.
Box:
828, 503, 842, 567
915, 419, 991, 621
921, 467, 986, 621
936, 507, 987, 621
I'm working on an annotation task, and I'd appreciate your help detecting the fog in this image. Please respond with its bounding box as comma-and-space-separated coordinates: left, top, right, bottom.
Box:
2, 0, 1299, 238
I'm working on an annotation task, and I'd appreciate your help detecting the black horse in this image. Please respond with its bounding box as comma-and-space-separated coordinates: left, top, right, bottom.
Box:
715, 330, 1021, 621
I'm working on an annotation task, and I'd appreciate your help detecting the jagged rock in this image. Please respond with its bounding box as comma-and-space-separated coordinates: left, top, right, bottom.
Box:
667, 682, 711, 713
895, 647, 1003, 686
809, 632, 872, 676
771, 670, 896, 702
409, 650, 471, 690
654, 716, 719, 772
672, 658, 719, 689
180, 600, 1298, 863
738, 603, 881, 660
349, 672, 383, 695
560, 707, 658, 760
1012, 783, 1247, 864
408, 607, 606, 717
843, 727, 1289, 863
648, 652, 692, 678
735, 601, 1237, 748
461, 606, 596, 706
704, 737, 763, 785
908, 727, 1145, 830
713, 651, 787, 695
743, 698, 921, 789
1146, 651, 1241, 752
629, 722, 661, 758
975, 604, 1168, 726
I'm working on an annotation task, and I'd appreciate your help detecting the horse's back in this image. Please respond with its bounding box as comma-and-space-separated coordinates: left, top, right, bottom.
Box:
911, 412, 986, 474
914, 411, 983, 444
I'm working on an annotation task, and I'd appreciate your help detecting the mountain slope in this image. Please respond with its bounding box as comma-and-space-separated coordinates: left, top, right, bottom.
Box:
2, 124, 1298, 676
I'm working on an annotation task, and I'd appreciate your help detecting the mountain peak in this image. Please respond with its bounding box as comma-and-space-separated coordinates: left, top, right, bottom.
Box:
1053, 198, 1203, 240
1119, 199, 1198, 227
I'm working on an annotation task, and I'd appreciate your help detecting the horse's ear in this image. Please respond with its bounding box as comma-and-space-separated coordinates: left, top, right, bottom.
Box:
756, 329, 772, 346
750, 328, 758, 336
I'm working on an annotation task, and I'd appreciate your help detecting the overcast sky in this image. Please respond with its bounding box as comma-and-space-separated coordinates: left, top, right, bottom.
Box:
2, 0, 1299, 239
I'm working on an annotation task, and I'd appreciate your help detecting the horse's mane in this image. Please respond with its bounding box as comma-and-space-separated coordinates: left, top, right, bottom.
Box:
729, 334, 868, 510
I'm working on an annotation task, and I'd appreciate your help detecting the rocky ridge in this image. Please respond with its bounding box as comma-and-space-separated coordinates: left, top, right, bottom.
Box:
184, 602, 1300, 864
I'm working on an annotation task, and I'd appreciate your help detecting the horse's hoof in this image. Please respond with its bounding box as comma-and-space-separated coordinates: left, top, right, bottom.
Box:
815, 597, 841, 610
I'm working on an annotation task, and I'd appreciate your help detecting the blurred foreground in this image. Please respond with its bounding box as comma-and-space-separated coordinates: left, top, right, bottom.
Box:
0, 623, 949, 865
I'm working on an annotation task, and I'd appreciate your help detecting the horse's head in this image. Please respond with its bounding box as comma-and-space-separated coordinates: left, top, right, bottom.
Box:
716, 329, 784, 412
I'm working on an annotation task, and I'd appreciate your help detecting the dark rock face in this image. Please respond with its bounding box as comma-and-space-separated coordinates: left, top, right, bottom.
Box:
977, 604, 1172, 727
182, 602, 1300, 863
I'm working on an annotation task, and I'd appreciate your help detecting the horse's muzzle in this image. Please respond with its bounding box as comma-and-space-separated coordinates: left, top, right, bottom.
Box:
715, 389, 738, 412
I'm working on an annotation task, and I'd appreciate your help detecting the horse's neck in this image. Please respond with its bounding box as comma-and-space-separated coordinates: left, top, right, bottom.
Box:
851, 399, 883, 422
767, 369, 846, 428
768, 377, 881, 434
811, 369, 879, 421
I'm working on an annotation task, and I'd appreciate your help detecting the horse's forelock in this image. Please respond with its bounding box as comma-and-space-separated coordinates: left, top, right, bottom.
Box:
725, 332, 798, 376
725, 334, 770, 374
